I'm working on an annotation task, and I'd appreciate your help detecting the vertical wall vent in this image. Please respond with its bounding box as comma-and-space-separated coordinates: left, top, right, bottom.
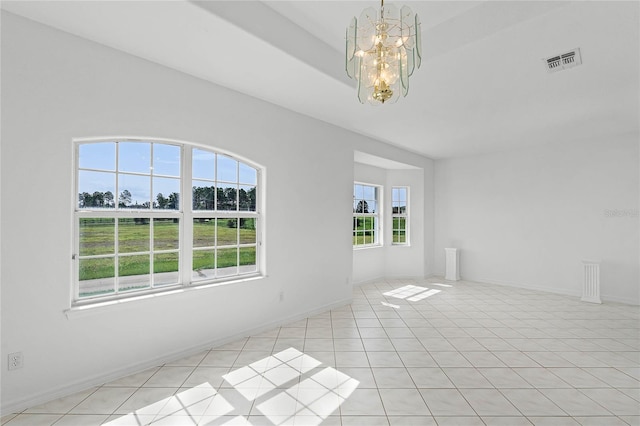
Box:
544, 48, 582, 73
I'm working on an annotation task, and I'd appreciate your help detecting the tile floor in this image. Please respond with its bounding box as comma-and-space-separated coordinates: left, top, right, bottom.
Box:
2, 278, 639, 425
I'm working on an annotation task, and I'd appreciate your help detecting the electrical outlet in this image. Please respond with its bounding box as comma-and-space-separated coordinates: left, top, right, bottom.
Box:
8, 352, 23, 370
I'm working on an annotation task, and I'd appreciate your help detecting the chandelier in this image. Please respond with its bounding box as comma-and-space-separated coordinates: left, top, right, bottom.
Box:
345, 0, 422, 105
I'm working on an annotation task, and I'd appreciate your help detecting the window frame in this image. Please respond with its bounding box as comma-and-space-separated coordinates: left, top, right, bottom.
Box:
352, 182, 382, 248
391, 186, 409, 246
72, 137, 262, 306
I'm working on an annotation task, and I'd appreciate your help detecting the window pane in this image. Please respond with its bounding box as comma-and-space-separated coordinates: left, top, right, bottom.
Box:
364, 231, 375, 244
192, 149, 215, 180
153, 144, 180, 177
79, 218, 114, 256
79, 142, 115, 171
363, 185, 375, 200
79, 257, 115, 298
78, 171, 115, 209
154, 218, 179, 250
354, 184, 364, 200
217, 248, 238, 277
193, 249, 215, 280
118, 255, 150, 291
218, 219, 238, 246
119, 218, 150, 253
367, 200, 377, 213
239, 185, 256, 211
154, 252, 179, 286
239, 218, 256, 244
217, 185, 237, 211
153, 177, 180, 210
239, 163, 257, 185
193, 181, 215, 211
239, 247, 256, 273
119, 142, 151, 174
193, 218, 215, 248
119, 174, 151, 208
217, 155, 237, 182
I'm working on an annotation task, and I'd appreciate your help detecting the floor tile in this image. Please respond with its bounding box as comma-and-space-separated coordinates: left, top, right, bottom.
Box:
477, 367, 532, 388
52, 414, 110, 425
1, 414, 63, 426
387, 415, 437, 425
371, 367, 415, 388
339, 388, 385, 415
459, 388, 520, 416
397, 351, 437, 367
538, 388, 611, 416
499, 388, 565, 416
579, 388, 640, 415
430, 351, 472, 367
25, 388, 97, 414
379, 388, 430, 415
442, 367, 493, 388
418, 389, 475, 416
526, 416, 580, 425
433, 416, 485, 425
367, 352, 404, 368
143, 366, 194, 388
68, 387, 137, 415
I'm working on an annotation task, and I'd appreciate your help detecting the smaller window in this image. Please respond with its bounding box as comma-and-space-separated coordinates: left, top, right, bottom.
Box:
353, 183, 381, 247
392, 187, 408, 245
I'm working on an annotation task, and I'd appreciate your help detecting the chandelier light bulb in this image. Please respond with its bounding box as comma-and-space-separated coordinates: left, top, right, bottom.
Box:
345, 0, 422, 105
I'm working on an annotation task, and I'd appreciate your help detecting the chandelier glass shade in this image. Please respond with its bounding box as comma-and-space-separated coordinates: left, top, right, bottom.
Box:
345, 0, 422, 105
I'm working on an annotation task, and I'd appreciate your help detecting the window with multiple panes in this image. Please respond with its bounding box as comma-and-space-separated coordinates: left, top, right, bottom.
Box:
392, 187, 408, 245
74, 139, 260, 303
353, 183, 380, 247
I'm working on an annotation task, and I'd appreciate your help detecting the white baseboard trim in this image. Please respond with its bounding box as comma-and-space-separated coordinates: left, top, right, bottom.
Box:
458, 276, 639, 306
1, 297, 352, 416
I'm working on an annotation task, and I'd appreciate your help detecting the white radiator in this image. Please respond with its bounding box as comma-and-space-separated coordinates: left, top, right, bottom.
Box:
581, 260, 601, 304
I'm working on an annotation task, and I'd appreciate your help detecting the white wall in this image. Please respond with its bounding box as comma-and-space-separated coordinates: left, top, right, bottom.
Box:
0, 13, 432, 412
435, 135, 640, 304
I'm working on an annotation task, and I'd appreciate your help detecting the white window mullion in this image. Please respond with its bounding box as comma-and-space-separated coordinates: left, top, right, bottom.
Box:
114, 218, 120, 294
150, 218, 155, 288
182, 145, 193, 286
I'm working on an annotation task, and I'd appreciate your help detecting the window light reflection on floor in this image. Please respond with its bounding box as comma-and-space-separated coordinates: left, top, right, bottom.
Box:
226, 347, 358, 425
383, 284, 443, 301
104, 347, 358, 425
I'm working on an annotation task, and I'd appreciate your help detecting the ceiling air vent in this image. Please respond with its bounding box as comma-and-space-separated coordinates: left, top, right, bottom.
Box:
544, 48, 582, 73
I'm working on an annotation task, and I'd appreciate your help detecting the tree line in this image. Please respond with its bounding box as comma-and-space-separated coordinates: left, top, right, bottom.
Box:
79, 186, 256, 210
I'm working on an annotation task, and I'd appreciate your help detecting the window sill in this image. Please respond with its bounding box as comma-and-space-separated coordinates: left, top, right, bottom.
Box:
65, 274, 264, 319
353, 244, 382, 251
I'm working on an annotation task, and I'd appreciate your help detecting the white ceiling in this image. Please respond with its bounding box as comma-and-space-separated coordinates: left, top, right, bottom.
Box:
3, 1, 638, 160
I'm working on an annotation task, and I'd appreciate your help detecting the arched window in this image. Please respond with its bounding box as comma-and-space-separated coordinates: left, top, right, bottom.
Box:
74, 139, 261, 304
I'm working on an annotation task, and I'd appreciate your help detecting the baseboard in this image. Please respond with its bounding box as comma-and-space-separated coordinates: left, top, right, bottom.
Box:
1, 297, 352, 416
460, 276, 639, 306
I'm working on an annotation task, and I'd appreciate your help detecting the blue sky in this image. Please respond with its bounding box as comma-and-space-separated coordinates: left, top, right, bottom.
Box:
79, 142, 256, 206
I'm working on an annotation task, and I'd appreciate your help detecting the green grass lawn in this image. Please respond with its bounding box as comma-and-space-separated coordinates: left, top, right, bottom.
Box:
79, 218, 256, 281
